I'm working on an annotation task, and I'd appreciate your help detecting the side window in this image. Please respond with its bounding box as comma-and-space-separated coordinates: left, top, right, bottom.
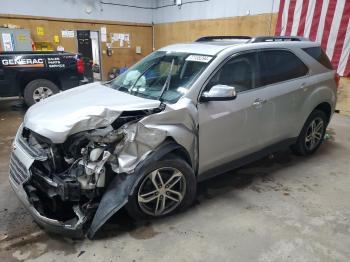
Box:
302, 46, 333, 70
206, 52, 258, 93
259, 50, 308, 86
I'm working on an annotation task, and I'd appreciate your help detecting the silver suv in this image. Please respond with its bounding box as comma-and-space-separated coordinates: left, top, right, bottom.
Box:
9, 36, 337, 238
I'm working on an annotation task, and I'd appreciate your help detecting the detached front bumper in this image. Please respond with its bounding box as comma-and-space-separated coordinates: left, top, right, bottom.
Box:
9, 138, 84, 238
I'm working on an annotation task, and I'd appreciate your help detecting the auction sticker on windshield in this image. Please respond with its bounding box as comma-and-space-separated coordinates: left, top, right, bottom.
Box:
186, 55, 213, 63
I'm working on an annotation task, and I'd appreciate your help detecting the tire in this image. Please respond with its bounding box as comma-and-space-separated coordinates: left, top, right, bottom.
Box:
291, 110, 328, 156
23, 79, 60, 106
125, 158, 196, 220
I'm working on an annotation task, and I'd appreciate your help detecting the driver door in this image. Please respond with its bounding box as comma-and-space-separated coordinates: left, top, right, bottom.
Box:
198, 51, 275, 175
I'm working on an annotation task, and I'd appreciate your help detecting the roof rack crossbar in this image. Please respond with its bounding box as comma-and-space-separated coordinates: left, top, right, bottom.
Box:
194, 35, 309, 44
250, 36, 307, 43
195, 36, 252, 42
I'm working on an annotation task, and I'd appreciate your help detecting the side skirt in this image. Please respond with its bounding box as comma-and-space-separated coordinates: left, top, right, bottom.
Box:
197, 138, 297, 182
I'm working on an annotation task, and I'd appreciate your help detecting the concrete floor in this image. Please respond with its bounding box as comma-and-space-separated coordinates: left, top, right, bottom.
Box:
0, 98, 350, 262
337, 78, 350, 116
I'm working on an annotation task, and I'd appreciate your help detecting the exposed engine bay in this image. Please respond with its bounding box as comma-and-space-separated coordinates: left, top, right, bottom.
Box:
11, 90, 198, 238
21, 107, 165, 235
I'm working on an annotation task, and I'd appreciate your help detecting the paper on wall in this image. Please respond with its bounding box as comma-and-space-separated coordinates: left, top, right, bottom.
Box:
54, 35, 60, 43
118, 33, 124, 41
62, 30, 75, 38
101, 33, 107, 42
101, 27, 107, 35
36, 26, 45, 36
17, 34, 27, 42
57, 45, 64, 51
2, 33, 14, 51
111, 33, 119, 42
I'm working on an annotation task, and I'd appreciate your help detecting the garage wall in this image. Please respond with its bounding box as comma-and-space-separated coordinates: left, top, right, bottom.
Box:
154, 0, 279, 24
0, 0, 154, 24
0, 0, 155, 80
154, 13, 278, 49
1, 0, 280, 77
0, 15, 153, 80
154, 0, 278, 49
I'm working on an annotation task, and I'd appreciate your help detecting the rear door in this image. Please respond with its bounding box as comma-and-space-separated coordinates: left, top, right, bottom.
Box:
258, 49, 309, 142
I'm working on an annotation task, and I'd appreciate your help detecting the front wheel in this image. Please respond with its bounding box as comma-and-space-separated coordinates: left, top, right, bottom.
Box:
291, 110, 327, 156
23, 79, 60, 106
125, 158, 196, 220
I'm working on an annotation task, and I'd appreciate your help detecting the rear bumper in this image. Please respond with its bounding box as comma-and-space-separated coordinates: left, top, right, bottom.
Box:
9, 138, 84, 238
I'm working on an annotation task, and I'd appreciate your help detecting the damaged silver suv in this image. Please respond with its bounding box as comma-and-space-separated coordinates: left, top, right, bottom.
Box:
9, 36, 337, 238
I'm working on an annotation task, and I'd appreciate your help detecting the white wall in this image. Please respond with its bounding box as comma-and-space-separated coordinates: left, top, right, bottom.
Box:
0, 0, 279, 24
154, 0, 279, 24
0, 0, 154, 24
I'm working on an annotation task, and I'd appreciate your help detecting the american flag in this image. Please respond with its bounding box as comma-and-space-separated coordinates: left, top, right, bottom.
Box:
275, 0, 350, 76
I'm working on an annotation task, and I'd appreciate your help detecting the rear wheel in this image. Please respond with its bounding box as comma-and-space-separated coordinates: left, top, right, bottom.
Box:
23, 79, 60, 106
291, 110, 327, 155
126, 158, 196, 220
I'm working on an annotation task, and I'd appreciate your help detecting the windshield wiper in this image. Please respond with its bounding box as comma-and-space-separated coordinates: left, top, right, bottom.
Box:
159, 58, 175, 102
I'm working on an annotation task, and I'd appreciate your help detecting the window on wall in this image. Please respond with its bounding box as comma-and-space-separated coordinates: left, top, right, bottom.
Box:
206, 52, 259, 93
259, 50, 309, 86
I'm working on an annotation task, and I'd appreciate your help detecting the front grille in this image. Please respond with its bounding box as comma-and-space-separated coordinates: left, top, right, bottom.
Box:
9, 153, 30, 185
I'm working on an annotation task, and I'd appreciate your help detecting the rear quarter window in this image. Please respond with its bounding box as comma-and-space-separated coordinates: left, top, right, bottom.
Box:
259, 50, 309, 86
302, 47, 333, 70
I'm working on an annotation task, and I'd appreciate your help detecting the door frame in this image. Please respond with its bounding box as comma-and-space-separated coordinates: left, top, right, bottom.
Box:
76, 29, 103, 81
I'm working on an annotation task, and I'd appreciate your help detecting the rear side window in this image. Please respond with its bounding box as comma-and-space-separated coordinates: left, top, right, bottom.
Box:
302, 46, 333, 70
259, 50, 309, 86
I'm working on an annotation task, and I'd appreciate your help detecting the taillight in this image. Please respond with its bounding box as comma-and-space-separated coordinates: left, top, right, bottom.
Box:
334, 72, 340, 89
76, 58, 85, 74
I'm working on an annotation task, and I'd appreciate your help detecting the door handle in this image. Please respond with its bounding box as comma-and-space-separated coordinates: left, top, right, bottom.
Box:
252, 98, 267, 107
252, 101, 261, 106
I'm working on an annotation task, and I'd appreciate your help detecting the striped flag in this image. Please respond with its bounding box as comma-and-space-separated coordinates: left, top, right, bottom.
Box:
276, 0, 350, 76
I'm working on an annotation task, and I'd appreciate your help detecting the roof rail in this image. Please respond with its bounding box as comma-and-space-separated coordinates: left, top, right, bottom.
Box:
195, 36, 252, 42
250, 36, 308, 43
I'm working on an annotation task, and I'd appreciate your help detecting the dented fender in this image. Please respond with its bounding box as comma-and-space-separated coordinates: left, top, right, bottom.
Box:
110, 98, 199, 175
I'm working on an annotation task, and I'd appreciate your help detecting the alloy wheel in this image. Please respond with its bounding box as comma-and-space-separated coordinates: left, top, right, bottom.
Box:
33, 86, 54, 102
137, 167, 186, 216
305, 117, 324, 151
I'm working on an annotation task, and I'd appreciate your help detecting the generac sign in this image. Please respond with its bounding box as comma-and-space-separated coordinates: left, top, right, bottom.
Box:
1, 58, 45, 67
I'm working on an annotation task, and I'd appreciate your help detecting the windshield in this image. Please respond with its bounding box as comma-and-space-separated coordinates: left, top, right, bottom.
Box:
109, 51, 213, 103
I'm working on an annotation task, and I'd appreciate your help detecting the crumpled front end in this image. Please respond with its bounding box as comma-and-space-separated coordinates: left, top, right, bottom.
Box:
9, 98, 198, 238
9, 127, 86, 238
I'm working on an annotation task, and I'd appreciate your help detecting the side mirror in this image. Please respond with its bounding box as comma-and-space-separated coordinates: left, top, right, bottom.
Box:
201, 85, 237, 102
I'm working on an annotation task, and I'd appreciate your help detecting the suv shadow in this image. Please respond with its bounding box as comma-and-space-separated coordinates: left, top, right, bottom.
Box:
94, 137, 339, 240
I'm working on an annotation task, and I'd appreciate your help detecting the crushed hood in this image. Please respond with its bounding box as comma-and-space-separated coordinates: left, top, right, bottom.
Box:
24, 82, 161, 143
